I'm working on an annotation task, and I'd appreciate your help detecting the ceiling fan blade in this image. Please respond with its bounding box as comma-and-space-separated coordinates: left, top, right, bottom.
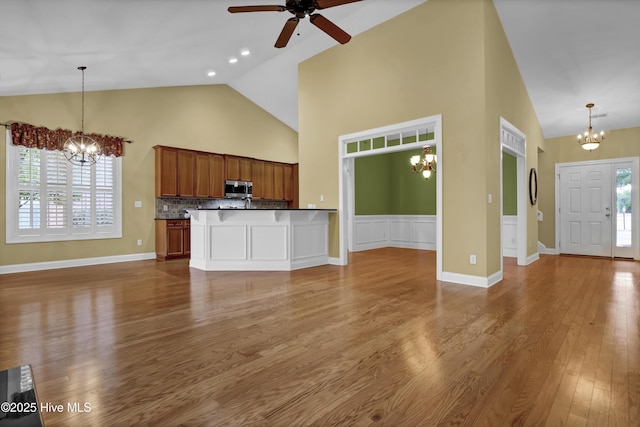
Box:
275, 18, 299, 48
310, 14, 351, 44
314, 0, 362, 10
228, 5, 286, 13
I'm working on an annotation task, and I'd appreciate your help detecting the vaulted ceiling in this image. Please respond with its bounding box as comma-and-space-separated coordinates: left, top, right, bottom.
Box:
1, 0, 639, 138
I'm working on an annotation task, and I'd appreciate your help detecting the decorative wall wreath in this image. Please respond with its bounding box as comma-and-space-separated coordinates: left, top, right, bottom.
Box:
529, 168, 538, 206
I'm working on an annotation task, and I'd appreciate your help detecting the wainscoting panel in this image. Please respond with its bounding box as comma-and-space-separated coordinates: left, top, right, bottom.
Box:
353, 215, 436, 252
503, 215, 517, 258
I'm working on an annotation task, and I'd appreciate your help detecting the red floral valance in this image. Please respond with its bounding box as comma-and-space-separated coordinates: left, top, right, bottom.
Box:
10, 122, 124, 157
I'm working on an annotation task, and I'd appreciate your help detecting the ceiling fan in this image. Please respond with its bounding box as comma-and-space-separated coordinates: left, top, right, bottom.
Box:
228, 0, 362, 48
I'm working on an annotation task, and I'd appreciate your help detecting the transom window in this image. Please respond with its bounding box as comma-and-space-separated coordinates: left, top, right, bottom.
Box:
6, 140, 122, 244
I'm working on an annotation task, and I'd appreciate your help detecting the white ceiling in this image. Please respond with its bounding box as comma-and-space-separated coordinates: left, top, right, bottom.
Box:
1, 0, 639, 138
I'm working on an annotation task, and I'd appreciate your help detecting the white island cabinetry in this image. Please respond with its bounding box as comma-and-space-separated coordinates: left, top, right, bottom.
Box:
188, 209, 334, 271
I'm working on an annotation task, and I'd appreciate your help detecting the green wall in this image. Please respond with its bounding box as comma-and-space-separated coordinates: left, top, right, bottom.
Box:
502, 151, 517, 215
355, 148, 436, 215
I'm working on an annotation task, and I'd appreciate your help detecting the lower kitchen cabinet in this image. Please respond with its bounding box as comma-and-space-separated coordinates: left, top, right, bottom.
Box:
155, 219, 190, 260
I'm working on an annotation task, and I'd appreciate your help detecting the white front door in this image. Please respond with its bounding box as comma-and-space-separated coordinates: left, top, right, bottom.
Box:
559, 163, 613, 256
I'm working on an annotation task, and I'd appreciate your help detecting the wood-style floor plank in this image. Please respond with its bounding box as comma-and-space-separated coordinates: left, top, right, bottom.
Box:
1, 249, 639, 426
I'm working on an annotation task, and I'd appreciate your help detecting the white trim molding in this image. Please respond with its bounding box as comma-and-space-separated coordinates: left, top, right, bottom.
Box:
0, 252, 156, 275
538, 241, 558, 255
339, 114, 443, 280
441, 270, 503, 288
352, 215, 436, 252
502, 215, 518, 258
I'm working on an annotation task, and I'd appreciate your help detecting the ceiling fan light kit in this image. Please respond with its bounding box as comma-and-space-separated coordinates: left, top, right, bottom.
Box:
228, 0, 361, 48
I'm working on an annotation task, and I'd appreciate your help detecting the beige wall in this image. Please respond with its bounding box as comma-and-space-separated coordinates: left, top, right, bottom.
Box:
0, 84, 298, 266
482, 0, 545, 271
539, 126, 640, 249
299, 0, 544, 277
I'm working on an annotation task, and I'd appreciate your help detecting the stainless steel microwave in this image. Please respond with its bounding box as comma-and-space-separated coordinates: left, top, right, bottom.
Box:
224, 180, 252, 199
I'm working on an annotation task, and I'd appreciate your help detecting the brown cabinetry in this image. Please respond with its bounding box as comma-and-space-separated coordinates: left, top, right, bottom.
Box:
225, 156, 252, 181
273, 163, 284, 200
177, 150, 195, 197
155, 146, 178, 197
262, 161, 275, 200
155, 219, 190, 260
209, 154, 225, 198
251, 160, 264, 199
283, 163, 293, 201
195, 153, 210, 198
155, 145, 297, 202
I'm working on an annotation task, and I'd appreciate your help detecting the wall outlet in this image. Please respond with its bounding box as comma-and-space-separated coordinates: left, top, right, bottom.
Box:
134, 200, 142, 208
470, 255, 477, 265
137, 239, 142, 246
163, 205, 168, 211
488, 194, 492, 204
320, 195, 324, 202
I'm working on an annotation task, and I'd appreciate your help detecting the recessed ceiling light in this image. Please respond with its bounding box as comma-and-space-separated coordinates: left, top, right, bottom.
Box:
207, 71, 216, 77
229, 57, 238, 64
241, 49, 250, 56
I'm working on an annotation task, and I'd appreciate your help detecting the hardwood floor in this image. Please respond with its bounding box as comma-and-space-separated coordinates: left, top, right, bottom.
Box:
1, 248, 638, 426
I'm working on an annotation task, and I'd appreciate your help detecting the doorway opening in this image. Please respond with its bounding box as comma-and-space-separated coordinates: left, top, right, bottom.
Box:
500, 118, 527, 268
338, 115, 443, 279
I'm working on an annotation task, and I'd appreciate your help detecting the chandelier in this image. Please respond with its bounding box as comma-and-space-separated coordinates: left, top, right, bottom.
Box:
410, 146, 437, 180
63, 66, 102, 166
577, 103, 604, 151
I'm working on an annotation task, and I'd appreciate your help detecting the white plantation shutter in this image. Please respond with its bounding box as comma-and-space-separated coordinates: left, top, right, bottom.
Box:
46, 150, 67, 229
18, 147, 41, 230
6, 132, 122, 243
95, 156, 114, 228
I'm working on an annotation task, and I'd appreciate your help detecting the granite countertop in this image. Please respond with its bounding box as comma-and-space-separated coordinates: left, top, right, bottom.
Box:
156, 208, 336, 220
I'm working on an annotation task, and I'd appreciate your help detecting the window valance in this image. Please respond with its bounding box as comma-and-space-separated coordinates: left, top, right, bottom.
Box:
10, 122, 124, 157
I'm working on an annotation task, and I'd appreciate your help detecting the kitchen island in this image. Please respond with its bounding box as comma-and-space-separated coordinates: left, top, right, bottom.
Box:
187, 208, 336, 271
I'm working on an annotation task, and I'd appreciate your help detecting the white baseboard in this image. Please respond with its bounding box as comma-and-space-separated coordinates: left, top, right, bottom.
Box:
0, 252, 157, 275
538, 241, 558, 255
328, 257, 343, 266
526, 252, 540, 265
441, 270, 502, 288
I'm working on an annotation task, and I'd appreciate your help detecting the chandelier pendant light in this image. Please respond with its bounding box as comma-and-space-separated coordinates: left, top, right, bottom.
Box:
63, 66, 102, 166
577, 103, 605, 151
410, 146, 437, 180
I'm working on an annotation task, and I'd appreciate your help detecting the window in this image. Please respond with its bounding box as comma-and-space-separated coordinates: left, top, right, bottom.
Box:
6, 139, 122, 243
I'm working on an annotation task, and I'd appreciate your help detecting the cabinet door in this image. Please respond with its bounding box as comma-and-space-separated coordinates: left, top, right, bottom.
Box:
240, 157, 252, 181
263, 162, 274, 200
283, 164, 293, 201
209, 154, 225, 198
178, 150, 196, 197
155, 147, 178, 197
195, 153, 210, 198
273, 163, 284, 200
251, 160, 264, 199
166, 225, 184, 256
226, 156, 240, 180
183, 222, 191, 256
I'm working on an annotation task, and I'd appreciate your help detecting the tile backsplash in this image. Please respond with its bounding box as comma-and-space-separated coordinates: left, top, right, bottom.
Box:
155, 198, 288, 219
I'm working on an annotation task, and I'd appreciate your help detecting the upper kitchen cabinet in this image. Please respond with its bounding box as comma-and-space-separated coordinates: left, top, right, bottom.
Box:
273, 163, 284, 200
177, 150, 196, 197
283, 163, 294, 201
195, 152, 210, 198
225, 155, 252, 181
154, 146, 178, 197
209, 154, 225, 198
251, 159, 264, 199
262, 161, 275, 200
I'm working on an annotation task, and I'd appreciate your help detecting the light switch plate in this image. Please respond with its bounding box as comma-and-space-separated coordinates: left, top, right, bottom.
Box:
134, 201, 142, 208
